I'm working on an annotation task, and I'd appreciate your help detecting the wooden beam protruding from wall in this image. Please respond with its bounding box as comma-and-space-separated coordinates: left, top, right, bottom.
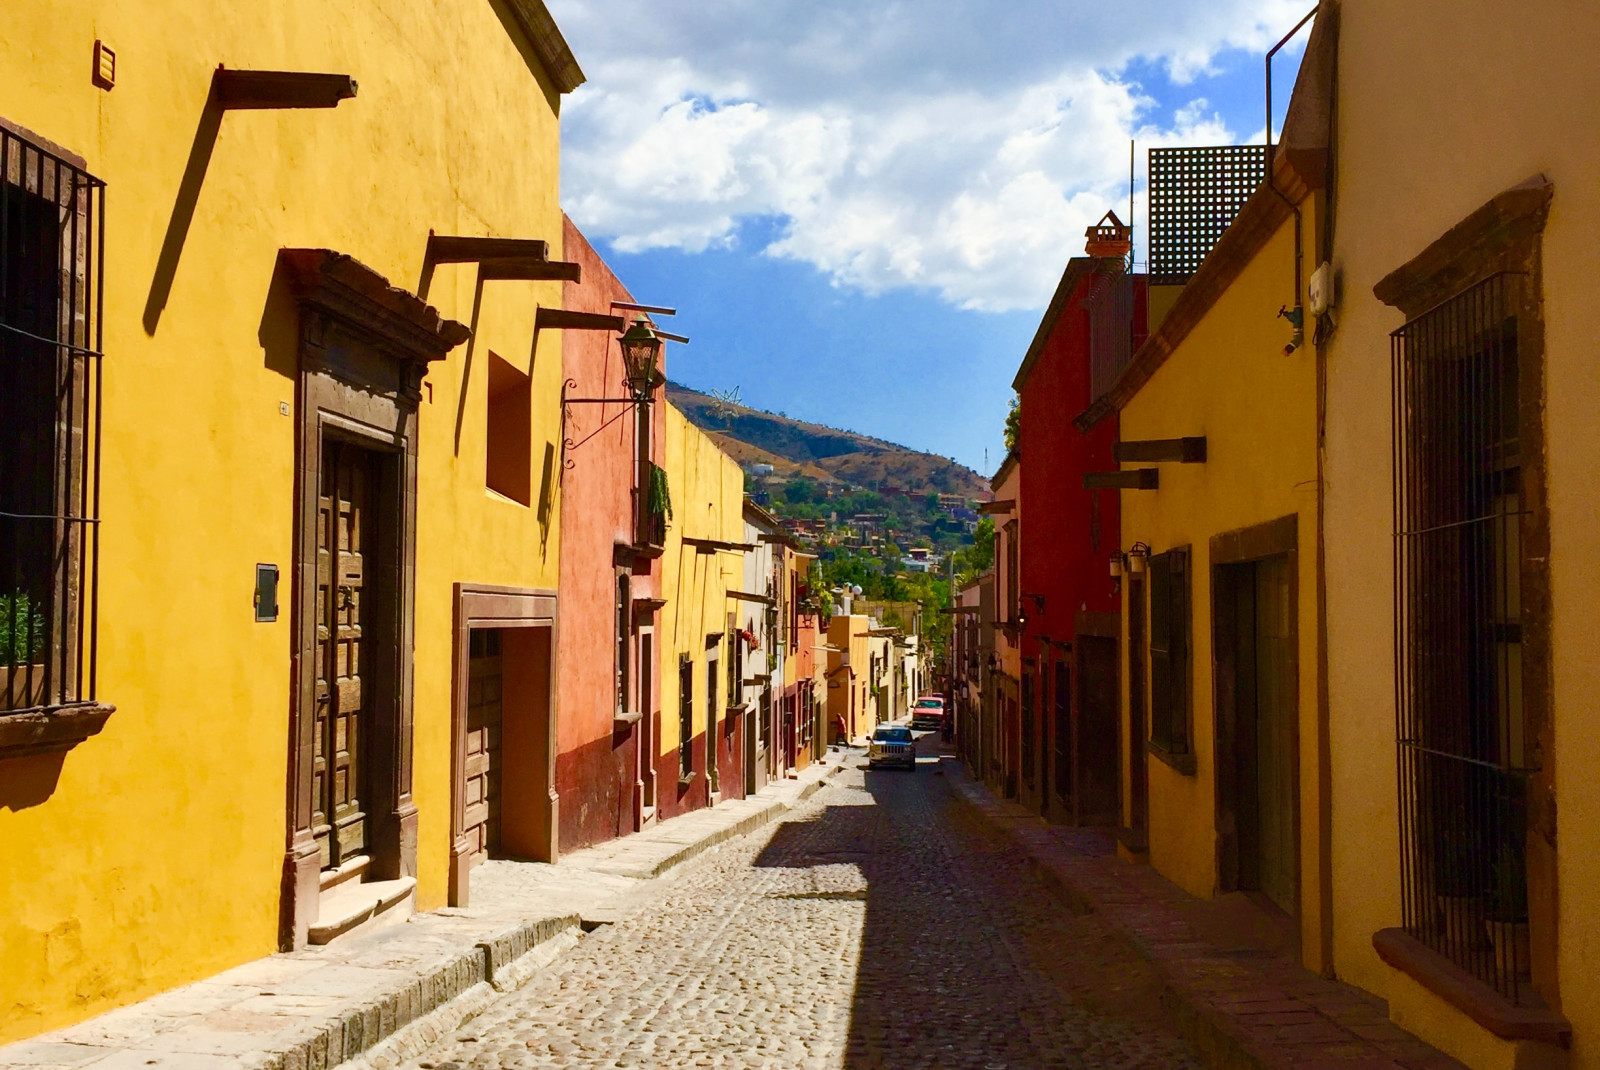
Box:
213, 69, 357, 110
428, 235, 550, 263
480, 259, 581, 282
536, 308, 625, 332
1114, 437, 1207, 464
1083, 469, 1159, 490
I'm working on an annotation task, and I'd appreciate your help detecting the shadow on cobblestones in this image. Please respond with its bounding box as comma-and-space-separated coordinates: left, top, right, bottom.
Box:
390, 737, 1198, 1070
752, 739, 1199, 1070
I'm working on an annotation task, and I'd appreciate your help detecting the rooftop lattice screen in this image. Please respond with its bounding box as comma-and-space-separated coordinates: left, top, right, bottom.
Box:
1147, 145, 1267, 285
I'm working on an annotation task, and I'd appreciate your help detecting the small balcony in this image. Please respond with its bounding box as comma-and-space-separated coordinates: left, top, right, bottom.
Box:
633, 460, 670, 557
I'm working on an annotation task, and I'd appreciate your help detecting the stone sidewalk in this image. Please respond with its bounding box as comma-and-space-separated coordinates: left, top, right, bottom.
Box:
942, 756, 1466, 1070
0, 753, 847, 1070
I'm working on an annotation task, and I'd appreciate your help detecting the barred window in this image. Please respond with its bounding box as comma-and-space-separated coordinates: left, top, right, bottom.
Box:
615, 574, 630, 713
726, 612, 742, 708
1148, 548, 1190, 757
1392, 272, 1532, 1001
1020, 670, 1035, 787
678, 655, 693, 779
1, 124, 104, 713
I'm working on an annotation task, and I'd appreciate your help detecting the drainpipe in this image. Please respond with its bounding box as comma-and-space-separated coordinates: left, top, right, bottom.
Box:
1266, 6, 1318, 354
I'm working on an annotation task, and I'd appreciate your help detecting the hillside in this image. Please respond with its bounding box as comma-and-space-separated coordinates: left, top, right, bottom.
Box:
666, 382, 990, 500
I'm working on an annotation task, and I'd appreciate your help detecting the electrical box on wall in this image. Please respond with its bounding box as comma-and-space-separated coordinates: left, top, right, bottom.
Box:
255, 564, 279, 622
1309, 261, 1335, 316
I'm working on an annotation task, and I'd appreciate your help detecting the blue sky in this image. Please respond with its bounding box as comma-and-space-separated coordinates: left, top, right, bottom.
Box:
548, 1, 1310, 476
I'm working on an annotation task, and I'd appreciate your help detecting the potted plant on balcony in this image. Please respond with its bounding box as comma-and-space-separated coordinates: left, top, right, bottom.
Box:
1, 590, 47, 710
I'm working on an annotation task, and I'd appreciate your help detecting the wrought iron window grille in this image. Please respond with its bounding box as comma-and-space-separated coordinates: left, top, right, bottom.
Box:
1, 125, 105, 713
1391, 271, 1534, 1004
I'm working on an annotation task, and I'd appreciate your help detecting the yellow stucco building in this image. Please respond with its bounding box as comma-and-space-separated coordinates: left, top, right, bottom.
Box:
1091, 14, 1333, 972
0, 0, 581, 1043
1320, 3, 1600, 1066
657, 402, 746, 817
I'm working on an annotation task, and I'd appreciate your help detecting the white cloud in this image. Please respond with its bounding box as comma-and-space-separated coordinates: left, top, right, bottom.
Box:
547, 0, 1304, 312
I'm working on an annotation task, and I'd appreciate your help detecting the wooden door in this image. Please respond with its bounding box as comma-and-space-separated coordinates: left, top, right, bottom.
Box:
314, 441, 374, 870
463, 629, 504, 867
1253, 555, 1296, 914
1078, 635, 1120, 825
1053, 660, 1072, 804
1127, 576, 1149, 847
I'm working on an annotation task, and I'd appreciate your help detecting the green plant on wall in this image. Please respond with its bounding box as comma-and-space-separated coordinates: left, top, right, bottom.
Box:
0, 590, 46, 667
649, 462, 673, 521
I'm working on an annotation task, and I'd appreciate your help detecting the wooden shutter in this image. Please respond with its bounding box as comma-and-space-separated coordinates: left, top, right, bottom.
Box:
1148, 548, 1189, 755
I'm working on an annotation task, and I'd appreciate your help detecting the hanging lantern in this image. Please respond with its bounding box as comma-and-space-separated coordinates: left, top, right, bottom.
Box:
617, 318, 663, 399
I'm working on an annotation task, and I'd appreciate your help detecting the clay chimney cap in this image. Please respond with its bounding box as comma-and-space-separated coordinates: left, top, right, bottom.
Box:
1085, 209, 1132, 258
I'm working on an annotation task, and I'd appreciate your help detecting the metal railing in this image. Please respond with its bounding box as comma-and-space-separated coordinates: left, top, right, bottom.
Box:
1, 125, 105, 712
636, 459, 669, 550
1392, 272, 1532, 1002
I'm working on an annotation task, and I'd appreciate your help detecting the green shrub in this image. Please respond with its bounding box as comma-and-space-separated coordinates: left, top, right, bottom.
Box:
0, 590, 46, 667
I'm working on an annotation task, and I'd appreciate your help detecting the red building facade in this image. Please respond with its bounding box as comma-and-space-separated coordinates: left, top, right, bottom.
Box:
554, 218, 667, 851
1012, 230, 1145, 826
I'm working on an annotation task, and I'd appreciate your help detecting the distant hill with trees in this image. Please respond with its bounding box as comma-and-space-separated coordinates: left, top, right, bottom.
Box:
666, 382, 990, 500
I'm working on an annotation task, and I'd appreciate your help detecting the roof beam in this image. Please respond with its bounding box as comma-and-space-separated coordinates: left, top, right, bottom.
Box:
213, 69, 357, 110
427, 235, 550, 263
1083, 469, 1159, 490
536, 308, 624, 332
1113, 437, 1207, 463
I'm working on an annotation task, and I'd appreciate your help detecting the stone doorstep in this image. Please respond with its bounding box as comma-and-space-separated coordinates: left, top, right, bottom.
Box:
308, 879, 417, 946
940, 758, 1468, 1070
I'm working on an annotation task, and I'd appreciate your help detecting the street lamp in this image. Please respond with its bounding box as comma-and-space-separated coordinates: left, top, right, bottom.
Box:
617, 317, 664, 400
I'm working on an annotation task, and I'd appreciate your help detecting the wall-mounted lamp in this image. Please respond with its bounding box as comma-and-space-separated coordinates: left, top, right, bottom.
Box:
1127, 542, 1150, 575
559, 318, 667, 468
617, 318, 665, 399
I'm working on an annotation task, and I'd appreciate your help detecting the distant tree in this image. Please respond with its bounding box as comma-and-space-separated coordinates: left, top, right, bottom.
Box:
1003, 395, 1020, 455
785, 477, 818, 504
954, 516, 996, 587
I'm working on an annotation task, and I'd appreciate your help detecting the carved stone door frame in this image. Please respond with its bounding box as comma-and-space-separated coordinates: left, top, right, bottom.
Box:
278, 249, 468, 951
449, 584, 559, 907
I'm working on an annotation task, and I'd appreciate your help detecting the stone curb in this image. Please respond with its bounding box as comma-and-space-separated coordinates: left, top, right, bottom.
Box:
941, 759, 1464, 1070
590, 756, 848, 880
248, 914, 581, 1070
0, 759, 850, 1070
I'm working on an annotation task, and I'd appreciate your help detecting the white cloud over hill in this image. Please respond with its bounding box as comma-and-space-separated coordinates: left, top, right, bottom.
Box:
547, 0, 1304, 312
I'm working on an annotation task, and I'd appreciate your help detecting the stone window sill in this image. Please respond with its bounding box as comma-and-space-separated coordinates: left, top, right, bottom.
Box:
0, 702, 115, 759
612, 710, 643, 732
1372, 927, 1570, 1048
1147, 739, 1197, 776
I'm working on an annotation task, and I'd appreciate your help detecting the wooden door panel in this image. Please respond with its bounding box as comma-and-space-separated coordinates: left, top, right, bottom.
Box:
1254, 555, 1296, 915
463, 631, 503, 866
313, 441, 372, 870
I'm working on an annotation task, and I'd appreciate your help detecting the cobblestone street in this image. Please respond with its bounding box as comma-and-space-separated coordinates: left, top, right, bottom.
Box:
398, 737, 1200, 1070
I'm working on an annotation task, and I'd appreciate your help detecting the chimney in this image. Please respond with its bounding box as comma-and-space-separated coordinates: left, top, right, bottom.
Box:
1085, 209, 1132, 259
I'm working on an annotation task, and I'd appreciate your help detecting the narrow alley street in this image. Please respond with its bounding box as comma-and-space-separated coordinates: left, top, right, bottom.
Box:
396, 734, 1200, 1070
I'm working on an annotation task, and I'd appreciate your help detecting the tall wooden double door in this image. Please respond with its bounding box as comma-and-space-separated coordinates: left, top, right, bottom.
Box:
312, 441, 378, 871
